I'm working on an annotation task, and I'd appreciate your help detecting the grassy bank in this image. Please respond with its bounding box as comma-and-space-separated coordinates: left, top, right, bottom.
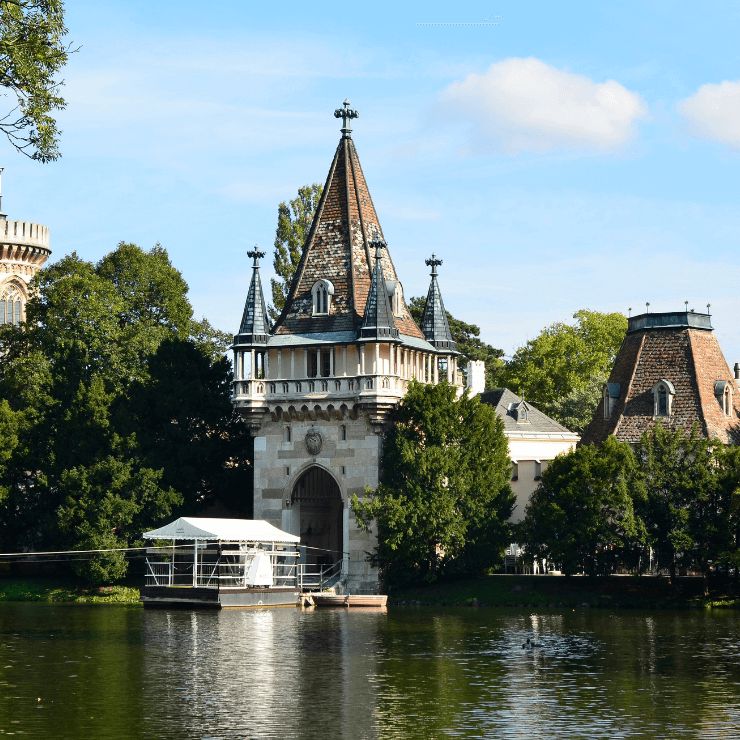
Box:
388, 574, 740, 610
0, 577, 141, 604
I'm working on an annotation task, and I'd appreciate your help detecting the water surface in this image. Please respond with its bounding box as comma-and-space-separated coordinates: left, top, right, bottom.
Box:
1, 604, 739, 739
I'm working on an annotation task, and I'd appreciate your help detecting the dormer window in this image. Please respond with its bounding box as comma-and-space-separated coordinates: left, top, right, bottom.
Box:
311, 279, 334, 315
603, 383, 621, 419
385, 280, 404, 317
509, 401, 530, 423
715, 381, 733, 417
651, 379, 675, 418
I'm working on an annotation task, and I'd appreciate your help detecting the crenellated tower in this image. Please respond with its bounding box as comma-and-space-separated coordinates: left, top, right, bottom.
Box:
231, 101, 461, 590
0, 169, 51, 325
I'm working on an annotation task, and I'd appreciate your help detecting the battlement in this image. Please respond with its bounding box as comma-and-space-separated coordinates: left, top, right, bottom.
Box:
0, 218, 50, 250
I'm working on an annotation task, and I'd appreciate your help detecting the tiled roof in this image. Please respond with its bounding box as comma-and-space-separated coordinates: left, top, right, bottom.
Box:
271, 135, 425, 341
420, 264, 457, 353
581, 321, 740, 445
236, 253, 270, 344
480, 388, 579, 436
359, 243, 399, 341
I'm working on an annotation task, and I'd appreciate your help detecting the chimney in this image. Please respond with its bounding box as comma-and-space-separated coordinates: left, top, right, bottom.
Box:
466, 360, 486, 396
735, 363, 740, 380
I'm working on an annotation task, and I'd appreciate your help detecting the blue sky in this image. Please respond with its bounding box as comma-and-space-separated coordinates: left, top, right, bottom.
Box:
3, 1, 740, 361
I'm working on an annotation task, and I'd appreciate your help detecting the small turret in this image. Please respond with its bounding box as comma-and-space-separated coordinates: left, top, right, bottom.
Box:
358, 239, 399, 341
420, 253, 457, 352
236, 248, 270, 345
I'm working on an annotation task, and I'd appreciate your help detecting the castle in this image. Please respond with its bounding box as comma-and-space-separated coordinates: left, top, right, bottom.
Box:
230, 101, 463, 591
0, 169, 51, 324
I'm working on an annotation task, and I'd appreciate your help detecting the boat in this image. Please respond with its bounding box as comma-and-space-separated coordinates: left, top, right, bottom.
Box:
140, 517, 302, 609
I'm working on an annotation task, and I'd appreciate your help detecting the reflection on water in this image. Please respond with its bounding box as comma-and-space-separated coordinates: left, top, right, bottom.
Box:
1, 604, 740, 739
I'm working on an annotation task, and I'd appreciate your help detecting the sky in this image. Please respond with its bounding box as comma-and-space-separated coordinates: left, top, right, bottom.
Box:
3, 1, 740, 361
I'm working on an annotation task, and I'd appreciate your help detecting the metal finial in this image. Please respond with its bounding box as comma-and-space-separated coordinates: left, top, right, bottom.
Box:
425, 252, 443, 277
628, 307, 632, 317
369, 238, 387, 260
247, 247, 265, 267
646, 301, 650, 313
707, 303, 711, 313
685, 300, 689, 310
334, 99, 359, 138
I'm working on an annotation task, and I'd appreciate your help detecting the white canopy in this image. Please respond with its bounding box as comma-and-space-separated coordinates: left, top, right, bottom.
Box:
143, 517, 300, 544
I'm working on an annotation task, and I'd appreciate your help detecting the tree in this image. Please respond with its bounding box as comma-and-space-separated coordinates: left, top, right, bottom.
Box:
0, 1, 75, 161
519, 436, 644, 576
269, 183, 323, 322
0, 242, 245, 581
407, 297, 504, 390
351, 381, 514, 587
635, 423, 724, 586
500, 309, 627, 428
544, 371, 609, 435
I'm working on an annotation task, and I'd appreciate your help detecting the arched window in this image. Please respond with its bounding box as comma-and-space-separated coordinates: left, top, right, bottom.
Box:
0, 283, 24, 325
651, 379, 675, 418
311, 279, 334, 315
385, 280, 404, 316
715, 381, 733, 417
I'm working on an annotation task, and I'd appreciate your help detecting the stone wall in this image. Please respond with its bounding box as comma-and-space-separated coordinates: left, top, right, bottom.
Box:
253, 413, 381, 590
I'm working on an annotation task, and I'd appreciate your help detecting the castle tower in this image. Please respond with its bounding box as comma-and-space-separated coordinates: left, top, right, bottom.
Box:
581, 309, 740, 446
0, 169, 51, 324
231, 101, 461, 590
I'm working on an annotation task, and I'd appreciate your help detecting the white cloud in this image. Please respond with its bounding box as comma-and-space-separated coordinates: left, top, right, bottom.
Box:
436, 57, 647, 154
678, 80, 740, 149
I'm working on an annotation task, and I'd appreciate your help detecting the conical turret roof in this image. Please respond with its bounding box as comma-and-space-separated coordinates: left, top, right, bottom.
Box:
420, 254, 457, 352
236, 249, 270, 344
271, 101, 425, 341
359, 240, 399, 341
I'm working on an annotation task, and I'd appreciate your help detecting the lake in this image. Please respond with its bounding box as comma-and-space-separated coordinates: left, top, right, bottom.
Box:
1, 604, 739, 739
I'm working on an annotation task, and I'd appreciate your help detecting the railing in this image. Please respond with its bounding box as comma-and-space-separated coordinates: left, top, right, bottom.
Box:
297, 560, 343, 591
144, 550, 299, 589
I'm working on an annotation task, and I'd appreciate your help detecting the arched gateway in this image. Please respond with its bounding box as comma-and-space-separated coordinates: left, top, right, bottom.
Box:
290, 467, 343, 567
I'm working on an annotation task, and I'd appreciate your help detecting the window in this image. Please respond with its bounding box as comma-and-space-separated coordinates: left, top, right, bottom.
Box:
651, 379, 675, 418
715, 381, 733, 417
308, 350, 318, 378
386, 280, 404, 316
534, 461, 542, 481
311, 279, 334, 315
285, 426, 291, 443
0, 283, 24, 325
603, 383, 621, 419
511, 463, 518, 481
341, 425, 347, 441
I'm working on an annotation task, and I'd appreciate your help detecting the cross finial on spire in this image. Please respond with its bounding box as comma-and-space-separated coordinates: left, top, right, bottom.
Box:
369, 238, 386, 260
247, 247, 265, 267
425, 252, 442, 277
334, 99, 359, 138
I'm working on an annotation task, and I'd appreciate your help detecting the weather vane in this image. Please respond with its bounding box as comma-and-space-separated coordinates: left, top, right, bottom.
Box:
425, 253, 443, 276
334, 99, 359, 138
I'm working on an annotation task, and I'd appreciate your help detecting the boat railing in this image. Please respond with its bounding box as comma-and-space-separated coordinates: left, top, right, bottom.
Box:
144, 549, 300, 589
297, 560, 343, 591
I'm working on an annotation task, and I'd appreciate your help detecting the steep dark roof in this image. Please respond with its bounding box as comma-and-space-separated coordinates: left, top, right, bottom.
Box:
480, 388, 578, 435
359, 241, 399, 341
419, 254, 457, 353
236, 250, 270, 345
581, 314, 740, 445
271, 127, 424, 340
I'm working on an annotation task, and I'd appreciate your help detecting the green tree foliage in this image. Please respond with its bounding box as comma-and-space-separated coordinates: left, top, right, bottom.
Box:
501, 310, 627, 428
269, 183, 323, 322
351, 381, 514, 587
0, 1, 75, 161
0, 243, 248, 581
634, 423, 725, 583
544, 371, 609, 435
407, 296, 504, 390
519, 436, 644, 576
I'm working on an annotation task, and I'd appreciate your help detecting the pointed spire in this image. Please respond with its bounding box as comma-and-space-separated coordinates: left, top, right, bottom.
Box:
359, 239, 399, 341
420, 253, 457, 352
237, 248, 270, 344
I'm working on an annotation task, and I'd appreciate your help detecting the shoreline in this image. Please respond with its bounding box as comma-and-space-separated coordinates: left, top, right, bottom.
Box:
0, 577, 141, 605
387, 574, 740, 610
